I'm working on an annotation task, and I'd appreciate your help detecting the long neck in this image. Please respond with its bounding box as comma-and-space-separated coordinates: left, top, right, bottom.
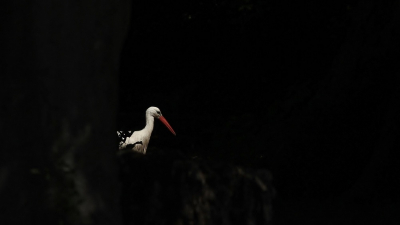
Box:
143, 113, 155, 133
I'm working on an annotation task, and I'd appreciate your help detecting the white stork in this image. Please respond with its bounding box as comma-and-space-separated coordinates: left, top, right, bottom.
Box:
118, 106, 176, 154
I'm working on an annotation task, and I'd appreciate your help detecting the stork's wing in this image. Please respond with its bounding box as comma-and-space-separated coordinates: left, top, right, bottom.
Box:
117, 130, 133, 149
118, 130, 148, 154
126, 141, 143, 150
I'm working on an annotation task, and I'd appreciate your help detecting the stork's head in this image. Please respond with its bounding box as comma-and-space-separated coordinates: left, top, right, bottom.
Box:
146, 106, 176, 135
147, 106, 162, 119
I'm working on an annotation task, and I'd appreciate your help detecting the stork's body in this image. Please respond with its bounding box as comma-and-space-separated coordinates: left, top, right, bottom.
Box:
118, 107, 176, 154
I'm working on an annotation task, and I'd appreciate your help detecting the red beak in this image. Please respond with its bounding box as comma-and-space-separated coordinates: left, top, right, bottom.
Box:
159, 116, 176, 136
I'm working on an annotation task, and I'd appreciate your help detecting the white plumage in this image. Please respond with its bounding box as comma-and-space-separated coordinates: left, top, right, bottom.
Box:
118, 107, 176, 154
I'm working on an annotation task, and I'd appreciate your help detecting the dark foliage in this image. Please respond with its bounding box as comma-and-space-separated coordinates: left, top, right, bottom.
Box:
118, 0, 400, 224
119, 151, 275, 225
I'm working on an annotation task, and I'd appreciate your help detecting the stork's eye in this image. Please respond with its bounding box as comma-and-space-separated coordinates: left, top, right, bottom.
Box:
156, 111, 161, 115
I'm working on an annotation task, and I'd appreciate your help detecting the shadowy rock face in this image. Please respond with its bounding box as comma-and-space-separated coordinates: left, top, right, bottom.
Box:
1, 1, 129, 224
119, 152, 275, 225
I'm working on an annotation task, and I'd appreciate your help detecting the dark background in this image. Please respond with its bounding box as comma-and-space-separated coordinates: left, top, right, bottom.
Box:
118, 0, 399, 223
1, 0, 399, 224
